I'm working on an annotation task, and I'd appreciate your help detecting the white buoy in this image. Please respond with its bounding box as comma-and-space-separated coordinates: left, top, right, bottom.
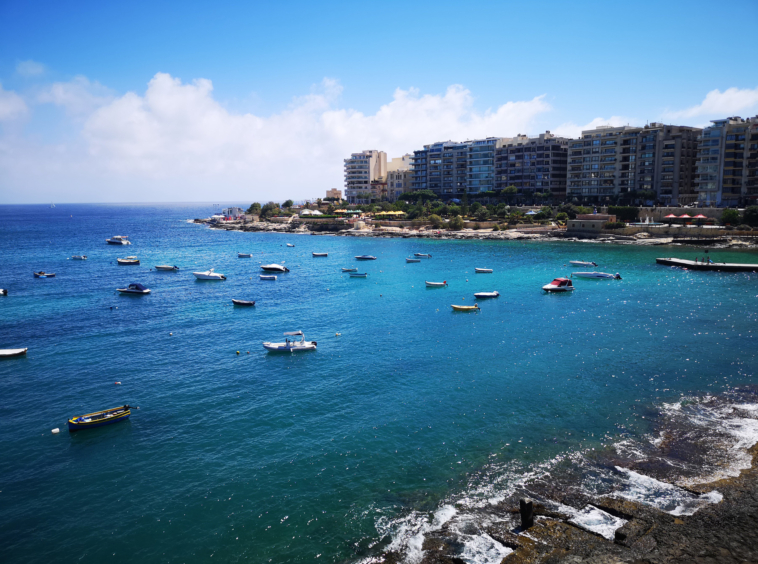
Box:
52, 428, 60, 434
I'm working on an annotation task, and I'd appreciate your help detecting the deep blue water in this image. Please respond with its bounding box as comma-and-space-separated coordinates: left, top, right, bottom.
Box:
0, 204, 756, 563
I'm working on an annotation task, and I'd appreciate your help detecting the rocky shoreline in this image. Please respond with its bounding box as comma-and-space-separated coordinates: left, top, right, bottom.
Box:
195, 219, 758, 249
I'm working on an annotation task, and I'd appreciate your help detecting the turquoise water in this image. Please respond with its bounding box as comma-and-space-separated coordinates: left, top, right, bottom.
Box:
0, 204, 756, 563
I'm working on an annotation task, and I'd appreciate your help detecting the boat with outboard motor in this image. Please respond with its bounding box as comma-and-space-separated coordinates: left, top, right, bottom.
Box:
261, 264, 290, 272
542, 278, 574, 292
117, 256, 140, 265
33, 271, 56, 278
117, 283, 151, 295
232, 299, 256, 306
68, 405, 136, 432
313, 252, 328, 257
263, 331, 317, 352
106, 235, 131, 245
474, 291, 499, 298
572, 272, 621, 280
451, 304, 480, 312
569, 260, 597, 267
193, 268, 227, 280
406, 258, 421, 263
0, 348, 27, 358
475, 268, 493, 273
155, 265, 179, 271
425, 281, 447, 287
355, 255, 377, 260
260, 275, 277, 280
71, 255, 87, 260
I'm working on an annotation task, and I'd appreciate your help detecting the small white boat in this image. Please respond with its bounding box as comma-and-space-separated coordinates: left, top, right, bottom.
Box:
193, 268, 227, 280
569, 261, 597, 267
451, 304, 480, 312
341, 267, 358, 272
106, 236, 131, 245
542, 278, 574, 292
414, 253, 432, 258
0, 348, 27, 358
155, 265, 179, 271
263, 331, 317, 352
287, 244, 295, 247
475, 268, 493, 273
117, 256, 140, 265
406, 258, 421, 263
425, 281, 447, 287
312, 252, 328, 257
71, 255, 87, 260
355, 255, 377, 260
117, 283, 151, 294
238, 253, 253, 258
261, 264, 290, 272
349, 273, 368, 278
260, 275, 277, 280
0, 289, 7, 296
572, 272, 621, 280
474, 291, 499, 298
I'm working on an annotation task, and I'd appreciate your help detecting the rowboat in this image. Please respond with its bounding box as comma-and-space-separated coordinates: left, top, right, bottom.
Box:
106, 236, 131, 245
350, 273, 368, 278
572, 272, 621, 280
117, 283, 151, 294
238, 253, 253, 258
425, 281, 447, 287
313, 252, 328, 257
68, 405, 135, 432
260, 275, 277, 280
406, 258, 421, 263
414, 253, 432, 258
117, 256, 140, 265
34, 271, 56, 278
263, 331, 317, 352
569, 260, 597, 267
355, 255, 377, 260
475, 268, 493, 273
542, 278, 574, 292
261, 264, 290, 272
232, 299, 256, 306
155, 265, 179, 271
193, 268, 227, 280
0, 348, 27, 358
341, 268, 358, 272
474, 291, 499, 298
451, 304, 480, 312
71, 255, 87, 260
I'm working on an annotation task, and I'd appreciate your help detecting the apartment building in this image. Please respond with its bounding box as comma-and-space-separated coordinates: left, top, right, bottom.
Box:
388, 154, 413, 172
411, 141, 471, 195
695, 116, 758, 206
386, 169, 412, 201
344, 150, 387, 204
467, 137, 500, 193
567, 123, 700, 205
494, 132, 569, 200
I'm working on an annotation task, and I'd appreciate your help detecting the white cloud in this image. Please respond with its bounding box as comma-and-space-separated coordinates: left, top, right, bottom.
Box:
16, 60, 46, 77
664, 87, 758, 119
0, 83, 28, 121
37, 76, 115, 117
553, 115, 638, 139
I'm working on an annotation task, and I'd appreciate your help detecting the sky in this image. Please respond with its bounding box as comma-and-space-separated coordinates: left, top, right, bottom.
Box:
0, 0, 757, 204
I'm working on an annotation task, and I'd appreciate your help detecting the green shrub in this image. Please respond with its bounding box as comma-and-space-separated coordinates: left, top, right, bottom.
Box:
721, 208, 741, 225
491, 224, 500, 231
448, 216, 464, 230
429, 214, 444, 228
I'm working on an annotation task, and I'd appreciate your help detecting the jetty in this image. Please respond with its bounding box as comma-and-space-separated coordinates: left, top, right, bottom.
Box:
656, 257, 758, 272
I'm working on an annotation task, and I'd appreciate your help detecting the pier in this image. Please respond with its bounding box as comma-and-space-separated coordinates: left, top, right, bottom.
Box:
656, 257, 758, 272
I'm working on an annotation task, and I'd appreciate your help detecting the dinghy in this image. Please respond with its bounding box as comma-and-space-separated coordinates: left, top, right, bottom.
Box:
232, 299, 256, 306
260, 275, 277, 280
193, 268, 227, 280
68, 405, 136, 432
451, 304, 480, 312
117, 256, 140, 265
117, 283, 151, 294
155, 265, 179, 271
263, 331, 317, 352
33, 271, 56, 278
349, 273, 368, 278
261, 264, 290, 272
474, 291, 499, 298
425, 281, 447, 287
312, 252, 328, 257
475, 268, 493, 273
0, 348, 27, 358
341, 268, 358, 272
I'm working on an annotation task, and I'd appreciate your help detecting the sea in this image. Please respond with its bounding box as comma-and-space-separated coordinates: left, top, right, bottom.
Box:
1, 203, 757, 564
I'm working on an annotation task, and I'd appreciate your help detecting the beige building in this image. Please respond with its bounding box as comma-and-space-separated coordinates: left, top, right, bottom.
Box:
326, 188, 342, 200
387, 154, 413, 172
567, 214, 617, 237
344, 150, 387, 204
386, 169, 412, 201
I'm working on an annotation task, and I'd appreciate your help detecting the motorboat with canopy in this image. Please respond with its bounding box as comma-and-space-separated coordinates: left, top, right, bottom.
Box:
193, 268, 227, 280
106, 235, 131, 245
117, 283, 151, 294
263, 331, 317, 352
542, 278, 574, 292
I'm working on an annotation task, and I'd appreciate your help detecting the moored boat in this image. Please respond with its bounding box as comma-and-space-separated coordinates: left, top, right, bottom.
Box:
406, 258, 421, 263
349, 273, 368, 278
0, 348, 27, 358
117, 283, 151, 294
355, 255, 377, 260
341, 267, 358, 272
569, 260, 597, 267
312, 252, 328, 257
263, 331, 317, 352
117, 256, 140, 265
34, 271, 56, 278
71, 255, 87, 260
474, 291, 499, 298
542, 278, 574, 292
414, 253, 432, 258
475, 268, 493, 273
0, 289, 7, 296
572, 272, 621, 280
232, 299, 256, 306
425, 281, 447, 287
193, 268, 227, 280
155, 265, 179, 271
106, 236, 131, 245
260, 274, 277, 280
451, 304, 480, 312
287, 243, 295, 247
261, 264, 290, 272
238, 253, 253, 258
68, 405, 135, 432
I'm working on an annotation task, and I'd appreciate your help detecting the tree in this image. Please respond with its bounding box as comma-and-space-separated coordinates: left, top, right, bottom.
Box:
260, 202, 280, 219
246, 202, 262, 215
503, 185, 518, 204
721, 208, 741, 225
470, 201, 483, 214
742, 206, 758, 227
429, 214, 444, 228
404, 189, 437, 203
448, 205, 461, 217
448, 216, 464, 230
461, 193, 469, 217
476, 207, 489, 221
282, 199, 294, 209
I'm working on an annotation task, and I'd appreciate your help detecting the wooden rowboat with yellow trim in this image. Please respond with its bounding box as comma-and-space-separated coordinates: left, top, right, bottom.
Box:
68, 405, 137, 432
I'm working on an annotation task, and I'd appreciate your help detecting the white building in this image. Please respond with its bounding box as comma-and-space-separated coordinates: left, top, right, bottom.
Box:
344, 150, 387, 204
222, 207, 245, 219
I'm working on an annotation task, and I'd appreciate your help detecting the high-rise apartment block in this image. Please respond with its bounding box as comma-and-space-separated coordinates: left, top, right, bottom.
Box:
411, 141, 470, 195
567, 123, 700, 205
344, 150, 387, 204
695, 116, 758, 206
494, 132, 569, 200
467, 138, 499, 193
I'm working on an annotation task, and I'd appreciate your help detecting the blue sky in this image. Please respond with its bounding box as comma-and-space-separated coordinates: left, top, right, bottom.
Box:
1, 0, 757, 203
